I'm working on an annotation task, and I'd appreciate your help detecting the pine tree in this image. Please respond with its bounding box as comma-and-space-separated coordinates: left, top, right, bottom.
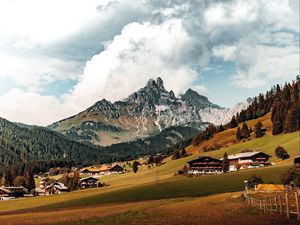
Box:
222, 152, 230, 173
3, 166, 13, 186
254, 122, 264, 138
132, 161, 139, 173
229, 116, 238, 128
241, 122, 250, 139
24, 167, 35, 191
236, 127, 242, 140
218, 124, 224, 132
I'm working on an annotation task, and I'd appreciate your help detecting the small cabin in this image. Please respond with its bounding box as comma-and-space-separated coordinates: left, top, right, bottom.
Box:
79, 177, 99, 189
108, 165, 124, 174
44, 182, 68, 195
187, 156, 223, 174
0, 186, 27, 198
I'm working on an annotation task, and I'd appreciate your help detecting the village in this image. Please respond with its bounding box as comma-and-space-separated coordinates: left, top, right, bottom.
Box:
1, 149, 296, 201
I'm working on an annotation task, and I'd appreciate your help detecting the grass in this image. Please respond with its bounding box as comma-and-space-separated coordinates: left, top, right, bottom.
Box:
0, 130, 298, 214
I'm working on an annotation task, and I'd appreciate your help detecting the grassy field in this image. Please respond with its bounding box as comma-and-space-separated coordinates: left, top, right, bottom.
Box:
0, 127, 298, 224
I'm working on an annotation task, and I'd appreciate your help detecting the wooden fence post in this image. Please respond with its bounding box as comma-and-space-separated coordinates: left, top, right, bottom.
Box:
285, 192, 290, 219
260, 200, 262, 210
279, 196, 283, 214
295, 192, 300, 221
274, 197, 278, 212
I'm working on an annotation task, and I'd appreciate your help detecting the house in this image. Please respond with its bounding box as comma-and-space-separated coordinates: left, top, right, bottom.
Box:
39, 177, 51, 188
79, 177, 99, 189
81, 164, 124, 176
44, 182, 68, 195
187, 156, 223, 174
0, 186, 27, 198
222, 151, 271, 172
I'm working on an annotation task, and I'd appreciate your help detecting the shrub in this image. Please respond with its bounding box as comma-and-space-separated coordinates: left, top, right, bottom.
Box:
281, 166, 300, 187
247, 175, 264, 188
275, 146, 290, 160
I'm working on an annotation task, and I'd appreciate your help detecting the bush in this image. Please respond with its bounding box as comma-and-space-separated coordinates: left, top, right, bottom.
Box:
275, 146, 290, 160
281, 166, 300, 187
247, 175, 264, 188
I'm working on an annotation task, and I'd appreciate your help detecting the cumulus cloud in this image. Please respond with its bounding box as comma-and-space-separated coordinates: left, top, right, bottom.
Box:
0, 0, 299, 125
0, 89, 70, 126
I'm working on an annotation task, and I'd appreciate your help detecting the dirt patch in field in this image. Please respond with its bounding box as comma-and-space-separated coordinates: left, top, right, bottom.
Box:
0, 192, 298, 225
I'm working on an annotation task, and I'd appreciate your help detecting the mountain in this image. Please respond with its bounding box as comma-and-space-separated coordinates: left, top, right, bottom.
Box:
199, 102, 249, 126
0, 117, 111, 167
49, 77, 225, 146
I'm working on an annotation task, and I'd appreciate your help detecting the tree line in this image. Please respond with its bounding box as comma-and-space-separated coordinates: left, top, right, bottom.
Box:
192, 76, 300, 147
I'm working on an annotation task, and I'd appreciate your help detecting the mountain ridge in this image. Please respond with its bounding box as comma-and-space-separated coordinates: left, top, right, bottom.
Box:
49, 77, 245, 147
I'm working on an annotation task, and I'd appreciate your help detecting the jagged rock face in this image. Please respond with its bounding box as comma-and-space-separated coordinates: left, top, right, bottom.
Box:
49, 77, 243, 146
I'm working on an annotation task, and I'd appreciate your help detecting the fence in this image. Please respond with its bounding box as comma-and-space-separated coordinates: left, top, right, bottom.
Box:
245, 192, 300, 221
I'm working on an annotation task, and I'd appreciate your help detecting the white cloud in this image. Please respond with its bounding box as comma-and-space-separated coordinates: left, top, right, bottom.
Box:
0, 89, 69, 126
0, 0, 299, 125
0, 53, 81, 91
67, 20, 201, 110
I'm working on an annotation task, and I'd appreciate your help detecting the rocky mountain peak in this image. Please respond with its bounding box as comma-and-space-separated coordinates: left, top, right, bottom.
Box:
181, 88, 221, 109
156, 77, 164, 89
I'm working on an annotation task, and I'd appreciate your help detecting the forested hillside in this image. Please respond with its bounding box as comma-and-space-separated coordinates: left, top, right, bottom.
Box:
0, 116, 198, 169
192, 76, 300, 148
0, 117, 104, 167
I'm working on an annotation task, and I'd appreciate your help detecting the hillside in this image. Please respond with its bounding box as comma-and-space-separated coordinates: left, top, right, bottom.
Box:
49, 77, 243, 147
187, 112, 273, 154
0, 130, 298, 225
0, 117, 106, 167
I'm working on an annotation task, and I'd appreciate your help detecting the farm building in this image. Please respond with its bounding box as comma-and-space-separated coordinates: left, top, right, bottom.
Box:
222, 151, 271, 172
0, 186, 27, 198
79, 177, 99, 189
187, 156, 223, 174
44, 182, 68, 195
81, 164, 124, 176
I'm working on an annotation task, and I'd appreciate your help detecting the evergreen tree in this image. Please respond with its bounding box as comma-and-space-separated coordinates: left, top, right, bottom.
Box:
3, 166, 13, 186
241, 122, 250, 139
180, 148, 187, 157
254, 122, 264, 138
132, 161, 139, 173
24, 167, 35, 191
229, 116, 238, 128
236, 127, 242, 140
275, 146, 290, 160
147, 155, 154, 165
222, 152, 230, 173
218, 124, 224, 132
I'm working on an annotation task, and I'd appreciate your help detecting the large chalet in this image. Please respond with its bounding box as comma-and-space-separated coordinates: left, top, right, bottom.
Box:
187, 156, 223, 174
222, 151, 271, 172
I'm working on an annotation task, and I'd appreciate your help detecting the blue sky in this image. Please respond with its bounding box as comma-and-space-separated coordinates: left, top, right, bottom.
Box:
0, 0, 299, 125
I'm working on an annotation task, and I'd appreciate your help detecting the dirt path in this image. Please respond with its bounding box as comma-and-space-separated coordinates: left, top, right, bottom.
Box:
0, 192, 298, 225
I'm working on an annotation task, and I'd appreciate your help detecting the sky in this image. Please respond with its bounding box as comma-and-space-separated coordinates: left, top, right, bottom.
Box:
0, 0, 299, 126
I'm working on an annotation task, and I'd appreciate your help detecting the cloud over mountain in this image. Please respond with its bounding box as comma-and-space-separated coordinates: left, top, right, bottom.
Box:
0, 0, 298, 125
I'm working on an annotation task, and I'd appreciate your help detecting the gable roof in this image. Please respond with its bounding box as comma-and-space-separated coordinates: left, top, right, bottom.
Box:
187, 156, 222, 164
222, 151, 271, 160
45, 182, 68, 191
79, 176, 99, 182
